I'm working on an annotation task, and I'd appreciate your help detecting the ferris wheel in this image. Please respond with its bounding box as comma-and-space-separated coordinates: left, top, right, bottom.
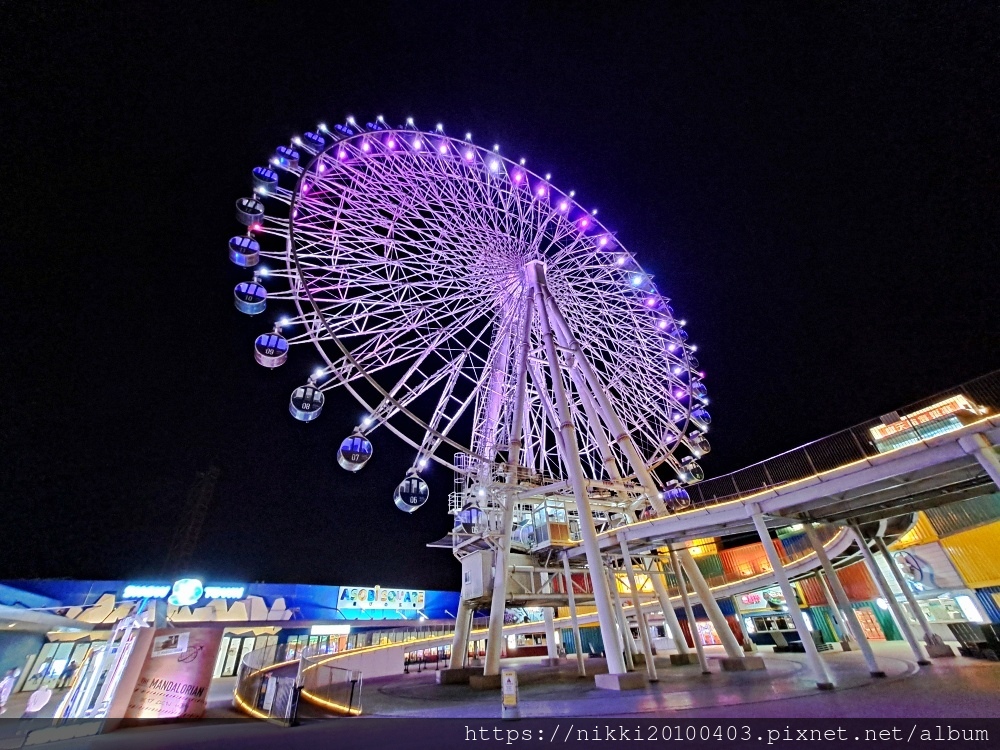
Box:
229, 116, 710, 515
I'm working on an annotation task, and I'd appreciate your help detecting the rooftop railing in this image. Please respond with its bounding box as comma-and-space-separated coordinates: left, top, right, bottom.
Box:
687, 369, 1000, 509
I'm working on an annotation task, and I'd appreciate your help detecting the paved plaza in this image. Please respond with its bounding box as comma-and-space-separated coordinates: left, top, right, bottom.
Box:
1, 642, 995, 749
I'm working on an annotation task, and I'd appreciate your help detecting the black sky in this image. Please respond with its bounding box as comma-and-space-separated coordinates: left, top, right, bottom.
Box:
2, 3, 998, 592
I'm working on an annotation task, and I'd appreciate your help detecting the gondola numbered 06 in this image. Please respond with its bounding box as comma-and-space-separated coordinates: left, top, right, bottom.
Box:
394, 473, 429, 513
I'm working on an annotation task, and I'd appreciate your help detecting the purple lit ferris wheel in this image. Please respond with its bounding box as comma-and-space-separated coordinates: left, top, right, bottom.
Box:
229, 116, 710, 517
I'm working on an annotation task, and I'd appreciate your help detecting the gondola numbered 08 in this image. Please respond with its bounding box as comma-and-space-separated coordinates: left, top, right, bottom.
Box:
337, 433, 373, 472
289, 385, 324, 421
394, 473, 429, 513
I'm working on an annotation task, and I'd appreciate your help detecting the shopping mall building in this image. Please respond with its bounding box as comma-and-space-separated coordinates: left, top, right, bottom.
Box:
3, 491, 999, 706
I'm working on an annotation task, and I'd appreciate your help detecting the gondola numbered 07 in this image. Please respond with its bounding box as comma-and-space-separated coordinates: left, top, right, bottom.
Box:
337, 433, 373, 472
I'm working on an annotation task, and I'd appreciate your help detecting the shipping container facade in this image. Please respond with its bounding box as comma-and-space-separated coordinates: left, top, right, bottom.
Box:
974, 586, 1000, 624
939, 519, 1000, 588
926, 493, 1000, 538
891, 512, 939, 549
837, 561, 881, 601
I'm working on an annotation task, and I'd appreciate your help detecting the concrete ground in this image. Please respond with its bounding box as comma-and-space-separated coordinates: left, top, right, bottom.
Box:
0, 642, 996, 749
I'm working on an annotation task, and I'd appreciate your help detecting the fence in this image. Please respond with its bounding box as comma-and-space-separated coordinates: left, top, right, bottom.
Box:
233, 644, 299, 726
687, 369, 1000, 510
300, 650, 363, 716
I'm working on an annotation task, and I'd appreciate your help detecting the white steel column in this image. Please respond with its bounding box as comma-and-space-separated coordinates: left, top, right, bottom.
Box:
873, 535, 952, 654
484, 292, 534, 675
543, 608, 560, 661
676, 548, 744, 659
649, 556, 690, 655
850, 523, 931, 666
449, 599, 473, 668
620, 535, 658, 681
668, 545, 710, 674
750, 509, 834, 689
526, 261, 627, 674
803, 524, 882, 677
561, 555, 587, 676
607, 563, 637, 670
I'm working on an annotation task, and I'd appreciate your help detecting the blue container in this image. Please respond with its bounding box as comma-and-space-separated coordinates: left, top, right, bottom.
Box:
228, 235, 260, 267
289, 385, 324, 421
234, 281, 267, 315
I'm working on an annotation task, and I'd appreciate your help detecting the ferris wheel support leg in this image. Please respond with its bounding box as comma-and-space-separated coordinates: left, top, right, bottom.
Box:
668, 545, 711, 674
649, 556, 690, 656
561, 555, 588, 677
484, 295, 535, 677
676, 548, 744, 660
449, 599, 474, 669
619, 536, 659, 682
526, 260, 627, 676
545, 303, 666, 515
606, 563, 637, 670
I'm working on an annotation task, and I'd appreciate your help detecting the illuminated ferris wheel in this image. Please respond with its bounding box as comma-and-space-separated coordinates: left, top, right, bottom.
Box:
229, 116, 710, 515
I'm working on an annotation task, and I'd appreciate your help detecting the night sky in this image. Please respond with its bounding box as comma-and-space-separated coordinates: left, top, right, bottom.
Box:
3, 3, 998, 592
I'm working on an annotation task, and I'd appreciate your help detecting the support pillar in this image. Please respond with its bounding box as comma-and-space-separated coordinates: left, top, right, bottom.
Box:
607, 563, 637, 671
561, 555, 587, 677
850, 522, 931, 666
816, 572, 851, 649
677, 548, 743, 659
527, 260, 627, 676
620, 535, 658, 681
751, 509, 834, 689
668, 545, 710, 674
543, 608, 560, 662
804, 524, 883, 676
448, 599, 473, 669
649, 556, 690, 656
874, 535, 954, 657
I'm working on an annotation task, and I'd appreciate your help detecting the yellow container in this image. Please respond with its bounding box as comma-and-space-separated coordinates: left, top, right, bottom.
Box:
940, 519, 1000, 588
891, 512, 939, 550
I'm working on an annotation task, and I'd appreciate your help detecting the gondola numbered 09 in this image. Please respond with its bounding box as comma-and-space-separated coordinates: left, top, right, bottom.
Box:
337, 433, 373, 472
254, 332, 288, 368
394, 473, 429, 513
289, 385, 324, 421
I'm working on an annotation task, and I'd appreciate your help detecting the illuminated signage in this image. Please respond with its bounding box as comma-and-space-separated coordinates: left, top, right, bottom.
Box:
870, 395, 981, 442
123, 585, 171, 599
122, 580, 246, 604
204, 586, 245, 599
168, 579, 204, 606
338, 585, 425, 610
310, 624, 352, 636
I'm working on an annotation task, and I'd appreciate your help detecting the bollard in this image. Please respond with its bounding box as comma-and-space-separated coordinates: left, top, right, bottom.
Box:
500, 668, 520, 720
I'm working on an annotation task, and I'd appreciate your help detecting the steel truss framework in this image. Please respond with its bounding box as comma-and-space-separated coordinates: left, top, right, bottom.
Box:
230, 116, 712, 677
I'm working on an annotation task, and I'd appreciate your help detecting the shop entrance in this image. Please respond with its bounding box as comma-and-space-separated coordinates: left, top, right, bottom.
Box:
213, 634, 278, 678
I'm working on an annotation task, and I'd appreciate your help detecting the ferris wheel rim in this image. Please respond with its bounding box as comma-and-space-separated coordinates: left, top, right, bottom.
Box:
276, 120, 703, 481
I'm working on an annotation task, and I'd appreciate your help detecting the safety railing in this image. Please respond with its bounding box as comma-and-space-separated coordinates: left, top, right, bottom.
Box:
687, 369, 1000, 509
233, 644, 299, 726
300, 649, 363, 716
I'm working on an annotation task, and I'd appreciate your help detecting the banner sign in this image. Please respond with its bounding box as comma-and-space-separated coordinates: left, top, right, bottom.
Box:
123, 628, 223, 722
338, 585, 425, 610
